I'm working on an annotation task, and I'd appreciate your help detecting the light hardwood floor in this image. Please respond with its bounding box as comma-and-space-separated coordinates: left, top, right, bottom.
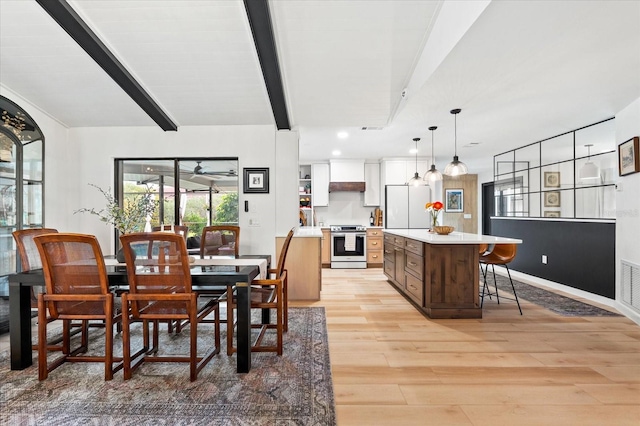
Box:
291, 268, 640, 426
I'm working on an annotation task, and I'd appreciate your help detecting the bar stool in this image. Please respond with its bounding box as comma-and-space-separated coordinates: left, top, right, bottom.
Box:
479, 243, 522, 315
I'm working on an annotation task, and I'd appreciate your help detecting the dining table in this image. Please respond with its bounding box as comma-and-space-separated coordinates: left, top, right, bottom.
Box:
8, 254, 270, 374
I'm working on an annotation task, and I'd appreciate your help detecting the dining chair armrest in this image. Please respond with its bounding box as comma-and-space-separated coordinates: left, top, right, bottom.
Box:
251, 270, 286, 287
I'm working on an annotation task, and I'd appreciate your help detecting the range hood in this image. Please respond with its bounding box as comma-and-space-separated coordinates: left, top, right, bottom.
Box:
328, 182, 366, 192
329, 160, 366, 192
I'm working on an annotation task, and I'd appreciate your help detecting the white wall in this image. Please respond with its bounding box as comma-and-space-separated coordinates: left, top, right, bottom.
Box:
64, 125, 285, 260
275, 131, 300, 235
615, 97, 640, 323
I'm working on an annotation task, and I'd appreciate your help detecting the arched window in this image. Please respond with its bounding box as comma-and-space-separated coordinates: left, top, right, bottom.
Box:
1, 96, 45, 296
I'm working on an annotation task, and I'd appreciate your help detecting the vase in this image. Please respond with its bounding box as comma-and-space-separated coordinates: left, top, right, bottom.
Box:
116, 247, 136, 263
431, 215, 438, 230
116, 247, 126, 263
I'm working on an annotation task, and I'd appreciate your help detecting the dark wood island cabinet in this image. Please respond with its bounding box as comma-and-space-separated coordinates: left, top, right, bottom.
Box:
383, 230, 522, 319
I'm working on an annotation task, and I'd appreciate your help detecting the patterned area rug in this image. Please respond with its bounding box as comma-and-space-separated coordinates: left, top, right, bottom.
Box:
482, 273, 621, 316
0, 307, 336, 425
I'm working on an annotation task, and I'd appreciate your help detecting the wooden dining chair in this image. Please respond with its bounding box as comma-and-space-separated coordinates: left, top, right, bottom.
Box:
224, 227, 294, 356
479, 243, 522, 314
200, 225, 240, 257
33, 233, 123, 380
119, 232, 221, 381
13, 228, 59, 308
152, 225, 189, 241
12, 228, 87, 352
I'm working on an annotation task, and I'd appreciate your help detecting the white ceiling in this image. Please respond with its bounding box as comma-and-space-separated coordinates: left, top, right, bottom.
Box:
1, 0, 639, 175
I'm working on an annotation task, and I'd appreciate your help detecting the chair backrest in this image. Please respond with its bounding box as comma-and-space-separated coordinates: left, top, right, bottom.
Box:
478, 243, 489, 255
119, 232, 192, 316
13, 228, 59, 271
275, 228, 295, 277
152, 225, 189, 240
200, 225, 240, 257
33, 233, 109, 318
489, 243, 517, 264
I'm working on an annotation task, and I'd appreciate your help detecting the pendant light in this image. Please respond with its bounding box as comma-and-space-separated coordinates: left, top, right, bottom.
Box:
406, 137, 427, 186
579, 144, 600, 180
423, 126, 443, 183
444, 108, 468, 176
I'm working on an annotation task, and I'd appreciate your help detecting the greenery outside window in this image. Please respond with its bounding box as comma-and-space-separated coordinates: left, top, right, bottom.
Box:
115, 158, 239, 245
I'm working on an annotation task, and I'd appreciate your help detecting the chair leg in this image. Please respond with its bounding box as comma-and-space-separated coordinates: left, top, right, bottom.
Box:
226, 289, 234, 356
505, 265, 523, 315
38, 296, 48, 381
282, 275, 288, 332
491, 265, 501, 304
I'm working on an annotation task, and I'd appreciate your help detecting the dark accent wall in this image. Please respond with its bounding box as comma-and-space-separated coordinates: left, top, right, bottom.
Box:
490, 218, 615, 299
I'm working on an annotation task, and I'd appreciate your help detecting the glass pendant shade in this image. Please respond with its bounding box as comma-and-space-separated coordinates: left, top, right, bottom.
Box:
407, 172, 425, 186
424, 164, 443, 183
406, 137, 427, 186
444, 108, 468, 176
579, 162, 599, 179
423, 125, 442, 183
579, 144, 600, 180
444, 156, 468, 176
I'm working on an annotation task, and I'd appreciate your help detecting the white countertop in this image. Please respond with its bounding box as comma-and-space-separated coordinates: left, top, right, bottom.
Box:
294, 226, 323, 238
384, 229, 522, 245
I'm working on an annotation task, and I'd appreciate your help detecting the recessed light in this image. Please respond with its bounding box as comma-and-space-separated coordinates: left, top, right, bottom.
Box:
409, 148, 418, 154
332, 150, 341, 156
337, 131, 348, 139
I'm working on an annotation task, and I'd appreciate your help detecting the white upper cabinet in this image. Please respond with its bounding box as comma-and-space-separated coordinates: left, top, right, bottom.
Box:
311, 163, 329, 206
382, 159, 429, 185
382, 160, 408, 185
329, 159, 365, 182
364, 163, 380, 206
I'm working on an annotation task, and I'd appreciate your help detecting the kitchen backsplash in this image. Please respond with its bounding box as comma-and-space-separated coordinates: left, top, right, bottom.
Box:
313, 191, 378, 226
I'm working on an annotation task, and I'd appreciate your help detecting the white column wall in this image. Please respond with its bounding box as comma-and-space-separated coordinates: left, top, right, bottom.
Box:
615, 97, 640, 324
275, 131, 300, 236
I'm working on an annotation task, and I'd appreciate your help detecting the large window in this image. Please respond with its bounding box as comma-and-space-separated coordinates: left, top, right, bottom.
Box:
493, 118, 616, 219
116, 158, 239, 239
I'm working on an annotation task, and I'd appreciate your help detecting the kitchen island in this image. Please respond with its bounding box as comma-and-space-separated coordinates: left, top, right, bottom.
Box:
383, 229, 522, 319
276, 226, 323, 300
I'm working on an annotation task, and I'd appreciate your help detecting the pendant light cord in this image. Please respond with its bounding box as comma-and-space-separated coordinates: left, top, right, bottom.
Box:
454, 113, 457, 156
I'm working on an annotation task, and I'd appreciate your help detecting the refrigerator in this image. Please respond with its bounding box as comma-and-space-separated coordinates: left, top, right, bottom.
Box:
385, 185, 431, 229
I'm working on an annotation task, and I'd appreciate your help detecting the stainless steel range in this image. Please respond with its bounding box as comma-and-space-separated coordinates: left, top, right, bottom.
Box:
330, 225, 367, 268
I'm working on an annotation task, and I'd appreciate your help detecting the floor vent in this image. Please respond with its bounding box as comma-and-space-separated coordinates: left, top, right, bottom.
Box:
621, 259, 640, 312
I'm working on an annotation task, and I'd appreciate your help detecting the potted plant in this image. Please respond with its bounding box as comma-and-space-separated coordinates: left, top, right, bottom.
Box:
75, 184, 158, 261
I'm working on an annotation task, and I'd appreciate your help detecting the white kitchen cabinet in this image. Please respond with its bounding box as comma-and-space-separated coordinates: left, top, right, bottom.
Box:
383, 160, 408, 185
311, 163, 329, 206
382, 159, 430, 185
329, 159, 365, 182
364, 162, 380, 206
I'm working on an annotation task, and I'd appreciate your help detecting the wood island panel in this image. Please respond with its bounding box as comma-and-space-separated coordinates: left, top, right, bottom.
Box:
384, 232, 481, 319
277, 235, 321, 301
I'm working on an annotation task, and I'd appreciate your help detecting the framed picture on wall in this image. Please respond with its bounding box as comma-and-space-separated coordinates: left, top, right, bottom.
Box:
544, 210, 560, 218
544, 171, 560, 188
243, 168, 269, 193
618, 136, 640, 176
445, 189, 464, 212
544, 191, 561, 207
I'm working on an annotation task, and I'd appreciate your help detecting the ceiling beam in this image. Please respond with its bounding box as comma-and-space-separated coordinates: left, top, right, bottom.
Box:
35, 0, 178, 131
243, 0, 290, 130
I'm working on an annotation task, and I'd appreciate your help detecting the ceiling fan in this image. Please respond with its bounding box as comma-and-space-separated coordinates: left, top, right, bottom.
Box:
191, 161, 237, 177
